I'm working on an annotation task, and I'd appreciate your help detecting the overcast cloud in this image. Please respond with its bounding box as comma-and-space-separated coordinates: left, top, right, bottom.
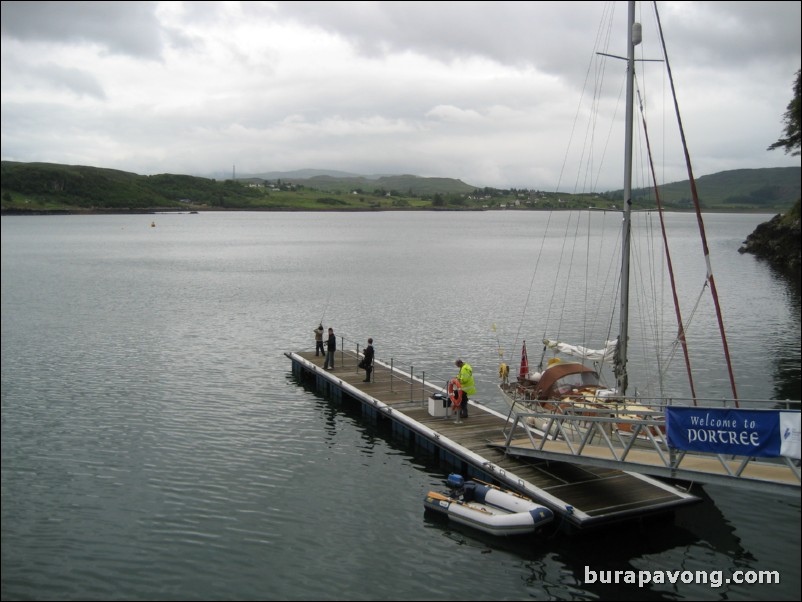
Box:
1, 1, 799, 190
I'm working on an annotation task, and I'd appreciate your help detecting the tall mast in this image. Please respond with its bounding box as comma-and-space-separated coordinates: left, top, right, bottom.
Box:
615, 0, 640, 396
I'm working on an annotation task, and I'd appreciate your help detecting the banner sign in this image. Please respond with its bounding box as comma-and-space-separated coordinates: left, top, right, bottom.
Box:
666, 407, 801, 459
780, 411, 801, 460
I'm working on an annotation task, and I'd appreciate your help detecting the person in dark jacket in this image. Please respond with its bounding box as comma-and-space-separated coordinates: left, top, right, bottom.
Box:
323, 328, 336, 369
362, 338, 375, 382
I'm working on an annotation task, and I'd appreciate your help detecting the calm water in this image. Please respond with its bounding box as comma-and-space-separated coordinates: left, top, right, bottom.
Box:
1, 211, 799, 601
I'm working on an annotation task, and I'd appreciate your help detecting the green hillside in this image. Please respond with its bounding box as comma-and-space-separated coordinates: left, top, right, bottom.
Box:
239, 173, 476, 196
0, 162, 489, 212
623, 167, 800, 211
0, 162, 269, 211
2, 160, 798, 214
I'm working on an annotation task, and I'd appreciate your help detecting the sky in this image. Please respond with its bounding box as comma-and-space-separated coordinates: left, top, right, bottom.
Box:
1, 1, 800, 191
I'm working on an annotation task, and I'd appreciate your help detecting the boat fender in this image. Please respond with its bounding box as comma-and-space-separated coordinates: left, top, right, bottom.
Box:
447, 378, 463, 407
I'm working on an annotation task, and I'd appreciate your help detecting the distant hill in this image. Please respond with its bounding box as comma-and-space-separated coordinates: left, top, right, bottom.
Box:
0, 161, 274, 212
620, 167, 800, 211
0, 161, 475, 212
239, 172, 477, 196
238, 168, 366, 180
2, 160, 798, 213
245, 166, 800, 207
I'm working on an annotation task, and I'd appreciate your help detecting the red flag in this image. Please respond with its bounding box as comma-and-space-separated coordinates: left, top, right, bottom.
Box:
519, 341, 529, 380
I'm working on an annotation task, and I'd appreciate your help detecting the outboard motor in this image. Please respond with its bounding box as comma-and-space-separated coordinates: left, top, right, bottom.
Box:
446, 473, 465, 491
446, 474, 478, 502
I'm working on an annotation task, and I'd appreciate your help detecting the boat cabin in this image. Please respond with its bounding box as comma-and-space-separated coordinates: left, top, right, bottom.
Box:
523, 363, 600, 399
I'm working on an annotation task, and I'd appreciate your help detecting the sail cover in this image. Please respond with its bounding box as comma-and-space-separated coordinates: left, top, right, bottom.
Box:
543, 339, 617, 364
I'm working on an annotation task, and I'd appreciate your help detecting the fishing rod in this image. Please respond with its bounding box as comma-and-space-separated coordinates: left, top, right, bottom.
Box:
491, 323, 511, 384
320, 291, 333, 325
491, 323, 504, 360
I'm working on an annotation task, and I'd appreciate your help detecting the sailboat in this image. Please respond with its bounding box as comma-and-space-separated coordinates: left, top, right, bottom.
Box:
499, 339, 666, 444
498, 0, 740, 446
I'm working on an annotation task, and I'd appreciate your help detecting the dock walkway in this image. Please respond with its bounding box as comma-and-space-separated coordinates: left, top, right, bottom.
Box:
287, 347, 698, 530
495, 413, 800, 497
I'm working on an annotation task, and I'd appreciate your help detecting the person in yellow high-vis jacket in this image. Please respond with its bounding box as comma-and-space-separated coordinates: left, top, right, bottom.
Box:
454, 359, 476, 418
498, 362, 509, 384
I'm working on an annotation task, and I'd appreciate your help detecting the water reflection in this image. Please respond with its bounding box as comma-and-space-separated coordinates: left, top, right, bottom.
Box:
768, 265, 801, 402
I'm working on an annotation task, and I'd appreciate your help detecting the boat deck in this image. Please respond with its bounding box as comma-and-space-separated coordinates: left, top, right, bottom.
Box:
287, 348, 699, 530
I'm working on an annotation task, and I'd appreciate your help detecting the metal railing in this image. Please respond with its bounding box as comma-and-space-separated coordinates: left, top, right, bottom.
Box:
500, 404, 801, 495
309, 332, 458, 403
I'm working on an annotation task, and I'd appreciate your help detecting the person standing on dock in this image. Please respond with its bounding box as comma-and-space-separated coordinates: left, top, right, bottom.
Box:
323, 328, 336, 369
314, 324, 325, 356
454, 359, 476, 418
362, 338, 375, 383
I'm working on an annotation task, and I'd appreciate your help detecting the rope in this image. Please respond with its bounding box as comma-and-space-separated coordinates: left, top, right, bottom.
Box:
652, 0, 738, 404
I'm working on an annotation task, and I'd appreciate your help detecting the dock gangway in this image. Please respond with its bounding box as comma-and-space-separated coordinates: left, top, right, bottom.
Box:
495, 404, 801, 497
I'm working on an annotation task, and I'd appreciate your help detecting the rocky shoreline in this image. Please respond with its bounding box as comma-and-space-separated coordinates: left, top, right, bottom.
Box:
738, 200, 801, 276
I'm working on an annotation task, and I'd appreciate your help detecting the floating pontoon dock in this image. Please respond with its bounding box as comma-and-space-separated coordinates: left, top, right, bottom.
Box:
287, 347, 699, 531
